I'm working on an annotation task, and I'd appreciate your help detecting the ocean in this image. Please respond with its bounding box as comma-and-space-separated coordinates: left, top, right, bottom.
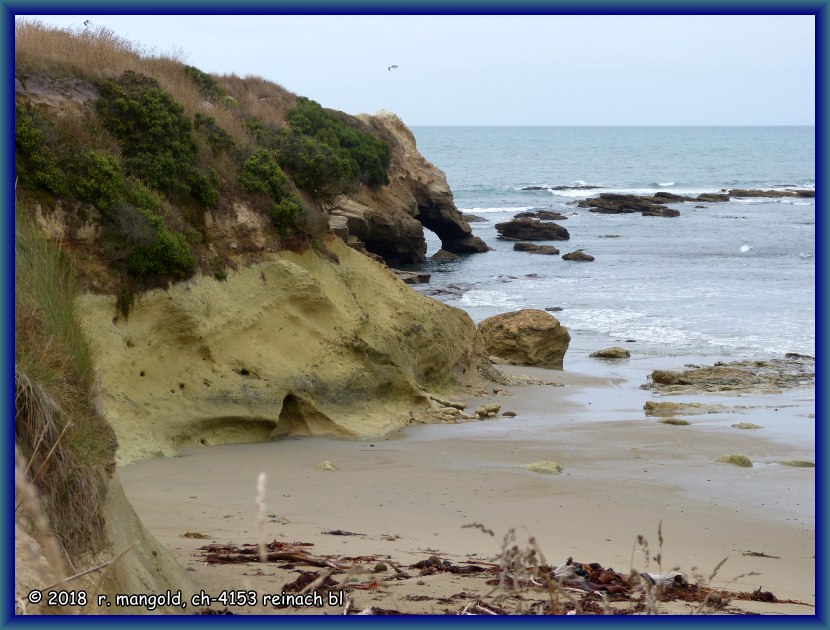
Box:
410, 126, 816, 361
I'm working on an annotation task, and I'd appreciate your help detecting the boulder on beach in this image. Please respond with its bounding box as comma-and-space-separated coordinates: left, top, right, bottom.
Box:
658, 417, 690, 426
589, 347, 630, 359
495, 218, 570, 241
732, 422, 762, 430
779, 460, 815, 468
562, 250, 594, 262
715, 454, 753, 468
513, 242, 560, 255
477, 309, 571, 369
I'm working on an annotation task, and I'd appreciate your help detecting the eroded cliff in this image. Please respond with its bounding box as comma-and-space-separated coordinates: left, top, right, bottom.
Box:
78, 237, 481, 464
330, 111, 490, 265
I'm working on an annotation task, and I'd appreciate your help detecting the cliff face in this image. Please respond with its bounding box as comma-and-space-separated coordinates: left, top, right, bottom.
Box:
330, 111, 490, 265
77, 237, 481, 464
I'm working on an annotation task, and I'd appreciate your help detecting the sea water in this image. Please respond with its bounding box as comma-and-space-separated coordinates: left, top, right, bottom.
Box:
410, 126, 815, 361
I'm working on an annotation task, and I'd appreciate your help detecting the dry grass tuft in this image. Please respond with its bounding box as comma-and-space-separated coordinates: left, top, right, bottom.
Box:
15, 209, 117, 557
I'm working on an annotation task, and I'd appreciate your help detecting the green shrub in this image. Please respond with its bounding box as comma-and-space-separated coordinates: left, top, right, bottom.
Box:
188, 167, 220, 207
194, 112, 236, 156
242, 99, 391, 198
274, 133, 355, 198
287, 97, 391, 187
123, 176, 163, 212
71, 148, 123, 210
271, 195, 301, 236
184, 65, 226, 101
125, 211, 195, 279
14, 102, 68, 195
96, 71, 218, 205
239, 148, 289, 198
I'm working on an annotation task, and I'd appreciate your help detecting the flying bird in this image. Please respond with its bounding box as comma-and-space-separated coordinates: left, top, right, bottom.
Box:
83, 20, 91, 27
388, 64, 398, 71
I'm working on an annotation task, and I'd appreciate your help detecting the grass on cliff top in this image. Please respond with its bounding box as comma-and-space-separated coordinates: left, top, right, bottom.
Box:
15, 208, 117, 557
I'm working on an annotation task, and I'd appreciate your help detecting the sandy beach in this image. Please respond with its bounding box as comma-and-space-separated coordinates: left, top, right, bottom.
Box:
118, 352, 815, 615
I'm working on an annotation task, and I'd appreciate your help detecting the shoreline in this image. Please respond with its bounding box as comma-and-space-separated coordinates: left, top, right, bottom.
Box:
118, 355, 815, 615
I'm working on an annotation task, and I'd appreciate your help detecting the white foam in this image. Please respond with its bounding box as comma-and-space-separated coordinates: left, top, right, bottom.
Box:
657, 182, 675, 187
740, 244, 752, 253
732, 198, 774, 205
458, 290, 521, 308
548, 186, 713, 199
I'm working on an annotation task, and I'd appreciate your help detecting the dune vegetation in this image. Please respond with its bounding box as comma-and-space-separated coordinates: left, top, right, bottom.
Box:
15, 19, 391, 307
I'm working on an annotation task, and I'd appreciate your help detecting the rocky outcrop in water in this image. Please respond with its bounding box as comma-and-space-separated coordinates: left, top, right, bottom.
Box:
695, 193, 730, 202
330, 111, 489, 265
643, 355, 815, 394
513, 242, 560, 255
590, 347, 630, 359
578, 193, 683, 216
515, 210, 568, 220
562, 250, 594, 262
576, 188, 814, 218
432, 249, 460, 261
476, 309, 570, 369
496, 218, 570, 241
728, 188, 815, 198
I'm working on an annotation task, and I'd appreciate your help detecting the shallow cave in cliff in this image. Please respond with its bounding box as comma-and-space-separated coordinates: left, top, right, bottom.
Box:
276, 394, 338, 436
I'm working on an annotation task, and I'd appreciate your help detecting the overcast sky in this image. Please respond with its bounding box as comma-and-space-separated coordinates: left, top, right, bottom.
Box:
20, 14, 815, 126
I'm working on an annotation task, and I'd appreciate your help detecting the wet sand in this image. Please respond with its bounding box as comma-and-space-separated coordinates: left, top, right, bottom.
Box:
118, 354, 815, 614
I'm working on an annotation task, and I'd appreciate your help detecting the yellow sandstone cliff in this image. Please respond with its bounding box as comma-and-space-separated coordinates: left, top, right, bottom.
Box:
78, 237, 480, 464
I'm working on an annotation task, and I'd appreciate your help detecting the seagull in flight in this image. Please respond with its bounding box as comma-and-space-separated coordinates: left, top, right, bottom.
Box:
388, 64, 398, 71
83, 20, 91, 27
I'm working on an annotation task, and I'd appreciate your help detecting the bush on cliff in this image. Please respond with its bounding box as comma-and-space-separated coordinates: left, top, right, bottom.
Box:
287, 97, 391, 188
241, 98, 391, 199
95, 71, 219, 205
15, 102, 68, 196
238, 148, 303, 235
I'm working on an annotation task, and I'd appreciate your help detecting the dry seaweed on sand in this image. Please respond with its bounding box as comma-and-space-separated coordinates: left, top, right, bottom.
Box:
192, 532, 811, 615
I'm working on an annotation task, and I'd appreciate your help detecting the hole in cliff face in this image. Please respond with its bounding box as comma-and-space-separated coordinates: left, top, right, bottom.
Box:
276, 394, 349, 437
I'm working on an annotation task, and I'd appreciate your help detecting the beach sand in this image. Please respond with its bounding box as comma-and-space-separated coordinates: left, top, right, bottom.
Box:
117, 354, 815, 615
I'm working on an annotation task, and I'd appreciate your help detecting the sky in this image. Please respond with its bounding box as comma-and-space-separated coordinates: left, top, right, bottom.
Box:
19, 14, 815, 126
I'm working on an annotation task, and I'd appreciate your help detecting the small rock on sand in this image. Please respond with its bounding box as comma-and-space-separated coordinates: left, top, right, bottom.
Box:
779, 460, 815, 468
318, 461, 337, 471
715, 454, 753, 467
732, 422, 763, 430
522, 461, 563, 474
658, 417, 690, 426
